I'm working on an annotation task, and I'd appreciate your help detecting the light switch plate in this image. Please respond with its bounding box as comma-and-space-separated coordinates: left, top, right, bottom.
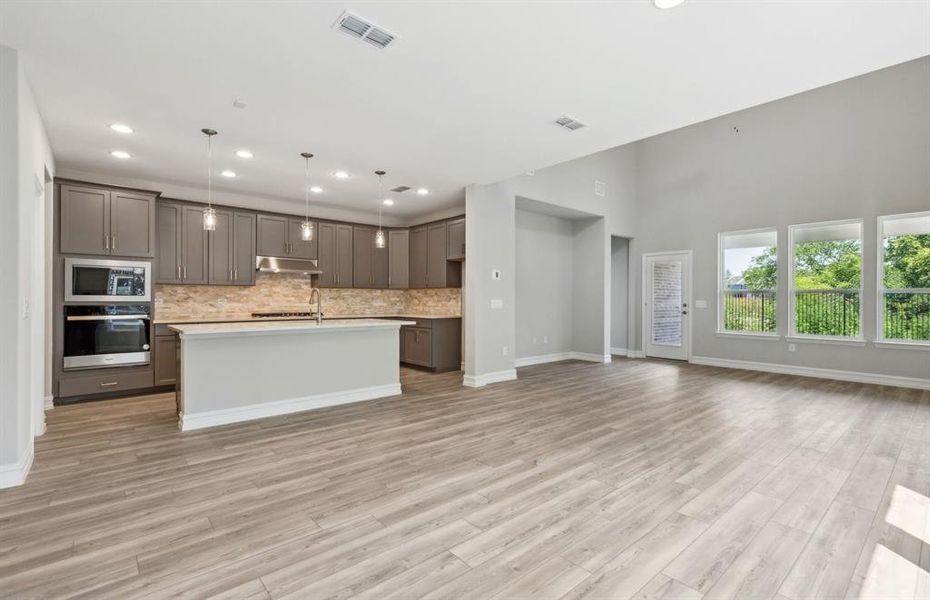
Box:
695, 300, 708, 309
490, 299, 503, 309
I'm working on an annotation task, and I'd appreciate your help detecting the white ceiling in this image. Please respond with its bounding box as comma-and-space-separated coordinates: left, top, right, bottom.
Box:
1, 1, 927, 221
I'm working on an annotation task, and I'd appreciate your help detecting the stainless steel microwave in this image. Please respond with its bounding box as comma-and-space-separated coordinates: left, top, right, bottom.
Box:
64, 258, 151, 303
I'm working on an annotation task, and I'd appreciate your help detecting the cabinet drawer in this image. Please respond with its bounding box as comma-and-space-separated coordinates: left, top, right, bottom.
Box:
59, 370, 154, 397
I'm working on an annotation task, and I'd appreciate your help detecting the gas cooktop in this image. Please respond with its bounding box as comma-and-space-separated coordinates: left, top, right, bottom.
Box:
250, 311, 316, 319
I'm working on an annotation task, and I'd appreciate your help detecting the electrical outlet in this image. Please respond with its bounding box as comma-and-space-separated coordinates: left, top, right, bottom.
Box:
788, 343, 796, 352
502, 346, 509, 356
543, 336, 548, 344
490, 299, 503, 309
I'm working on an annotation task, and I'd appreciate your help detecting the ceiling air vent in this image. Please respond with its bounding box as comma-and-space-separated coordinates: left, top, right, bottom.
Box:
554, 115, 586, 131
333, 11, 398, 49
391, 185, 411, 193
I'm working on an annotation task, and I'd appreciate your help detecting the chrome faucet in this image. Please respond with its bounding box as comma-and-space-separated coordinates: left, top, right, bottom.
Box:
309, 287, 322, 325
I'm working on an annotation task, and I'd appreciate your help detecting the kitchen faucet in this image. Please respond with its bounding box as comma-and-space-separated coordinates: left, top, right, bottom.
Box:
308, 287, 322, 325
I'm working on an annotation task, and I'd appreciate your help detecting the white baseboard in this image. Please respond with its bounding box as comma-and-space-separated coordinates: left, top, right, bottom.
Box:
610, 347, 627, 356
0, 446, 34, 489
463, 369, 518, 388
570, 352, 612, 364
691, 355, 930, 391
179, 383, 402, 431
627, 350, 645, 358
515, 353, 572, 367
44, 395, 54, 410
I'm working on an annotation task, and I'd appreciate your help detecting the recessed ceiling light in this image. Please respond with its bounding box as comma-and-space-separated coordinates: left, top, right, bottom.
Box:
109, 150, 131, 159
383, 199, 394, 206
333, 171, 350, 179
310, 186, 323, 194
221, 170, 237, 178
416, 188, 429, 195
653, 0, 685, 8
235, 149, 253, 159
109, 123, 133, 134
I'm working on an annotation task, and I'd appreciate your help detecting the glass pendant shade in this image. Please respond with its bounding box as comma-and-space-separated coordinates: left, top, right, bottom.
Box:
301, 220, 314, 241
375, 229, 386, 249
202, 206, 217, 231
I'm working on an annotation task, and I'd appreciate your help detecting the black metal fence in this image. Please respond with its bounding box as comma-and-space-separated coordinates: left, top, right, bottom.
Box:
794, 290, 860, 337
723, 291, 776, 333
883, 291, 930, 341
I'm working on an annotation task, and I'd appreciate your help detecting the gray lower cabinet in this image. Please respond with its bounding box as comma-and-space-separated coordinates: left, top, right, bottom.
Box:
446, 217, 465, 260
388, 229, 409, 289
154, 333, 178, 386
59, 183, 155, 258
155, 201, 209, 284
209, 209, 256, 285
318, 223, 353, 288
257, 214, 318, 259
400, 318, 461, 372
58, 367, 154, 398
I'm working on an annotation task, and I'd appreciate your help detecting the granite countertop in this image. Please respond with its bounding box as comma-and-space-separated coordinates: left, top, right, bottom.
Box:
154, 313, 461, 324
169, 318, 417, 337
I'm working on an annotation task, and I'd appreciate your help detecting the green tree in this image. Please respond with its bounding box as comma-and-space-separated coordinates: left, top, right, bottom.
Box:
742, 247, 777, 290
793, 240, 861, 289
884, 234, 930, 288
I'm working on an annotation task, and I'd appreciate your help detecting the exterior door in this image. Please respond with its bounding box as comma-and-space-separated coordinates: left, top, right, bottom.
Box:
644, 252, 691, 360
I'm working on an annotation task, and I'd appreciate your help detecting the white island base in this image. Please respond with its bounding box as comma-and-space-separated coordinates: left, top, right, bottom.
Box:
170, 319, 414, 431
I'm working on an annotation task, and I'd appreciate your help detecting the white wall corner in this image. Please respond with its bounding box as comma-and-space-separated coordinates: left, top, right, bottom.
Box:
690, 355, 930, 391
44, 395, 54, 410
462, 369, 518, 388
0, 446, 34, 489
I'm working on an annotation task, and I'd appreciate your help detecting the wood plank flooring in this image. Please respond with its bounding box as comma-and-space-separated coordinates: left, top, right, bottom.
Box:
1, 358, 928, 599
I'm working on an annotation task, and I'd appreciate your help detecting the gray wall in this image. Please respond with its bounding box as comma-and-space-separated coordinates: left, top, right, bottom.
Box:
572, 217, 609, 358
610, 236, 629, 352
515, 209, 574, 359
633, 56, 930, 379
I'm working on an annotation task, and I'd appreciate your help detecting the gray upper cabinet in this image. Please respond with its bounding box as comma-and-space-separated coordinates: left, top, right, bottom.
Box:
257, 213, 317, 259
180, 205, 209, 284
233, 212, 256, 285
156, 200, 208, 284
209, 209, 256, 286
110, 191, 156, 257
446, 217, 465, 261
60, 183, 155, 258
155, 203, 182, 283
317, 223, 353, 288
427, 223, 447, 287
353, 226, 373, 288
352, 226, 389, 288
257, 214, 288, 257
388, 229, 409, 289
409, 226, 429, 288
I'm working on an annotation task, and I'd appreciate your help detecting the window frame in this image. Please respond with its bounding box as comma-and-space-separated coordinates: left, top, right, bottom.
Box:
787, 218, 864, 342
716, 227, 779, 337
876, 211, 930, 347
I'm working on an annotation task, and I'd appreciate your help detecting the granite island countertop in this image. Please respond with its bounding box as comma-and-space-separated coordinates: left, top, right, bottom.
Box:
169, 318, 417, 338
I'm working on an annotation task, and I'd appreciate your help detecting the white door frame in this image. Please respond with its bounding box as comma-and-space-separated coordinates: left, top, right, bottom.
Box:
642, 250, 693, 361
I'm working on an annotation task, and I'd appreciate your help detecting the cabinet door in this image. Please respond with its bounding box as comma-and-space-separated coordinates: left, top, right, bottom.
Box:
409, 226, 429, 289
335, 225, 354, 288
155, 202, 182, 283
181, 205, 209, 284
427, 222, 448, 288
60, 185, 110, 255
316, 223, 336, 287
372, 231, 389, 289
256, 214, 288, 257
388, 229, 409, 289
353, 226, 373, 288
208, 209, 234, 285
154, 335, 178, 386
109, 191, 155, 257
402, 327, 432, 367
288, 218, 318, 259
446, 218, 465, 260
233, 212, 256, 285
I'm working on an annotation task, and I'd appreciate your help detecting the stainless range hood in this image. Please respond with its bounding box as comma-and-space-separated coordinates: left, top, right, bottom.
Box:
255, 256, 323, 275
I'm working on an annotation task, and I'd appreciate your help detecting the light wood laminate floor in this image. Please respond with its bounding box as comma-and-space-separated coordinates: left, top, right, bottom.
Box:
1, 359, 928, 599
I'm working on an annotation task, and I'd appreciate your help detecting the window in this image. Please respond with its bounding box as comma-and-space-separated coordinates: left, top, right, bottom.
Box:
878, 212, 930, 343
789, 219, 863, 338
718, 229, 777, 334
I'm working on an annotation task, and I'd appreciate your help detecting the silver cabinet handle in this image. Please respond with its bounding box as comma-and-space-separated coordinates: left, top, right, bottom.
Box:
234, 268, 238, 281
105, 234, 110, 250
112, 235, 117, 250
99, 381, 118, 387
183, 266, 187, 279
177, 265, 181, 279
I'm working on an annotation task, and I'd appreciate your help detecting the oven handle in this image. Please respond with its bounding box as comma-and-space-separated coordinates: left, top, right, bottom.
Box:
66, 315, 150, 321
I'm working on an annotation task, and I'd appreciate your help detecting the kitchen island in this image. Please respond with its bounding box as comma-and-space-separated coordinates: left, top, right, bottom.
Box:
169, 319, 414, 431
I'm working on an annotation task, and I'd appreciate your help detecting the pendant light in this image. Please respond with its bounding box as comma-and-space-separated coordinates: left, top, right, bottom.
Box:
201, 128, 218, 231
374, 170, 386, 249
300, 152, 315, 241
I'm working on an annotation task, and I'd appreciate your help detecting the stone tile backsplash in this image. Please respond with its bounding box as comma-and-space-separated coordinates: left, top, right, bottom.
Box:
154, 272, 461, 320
